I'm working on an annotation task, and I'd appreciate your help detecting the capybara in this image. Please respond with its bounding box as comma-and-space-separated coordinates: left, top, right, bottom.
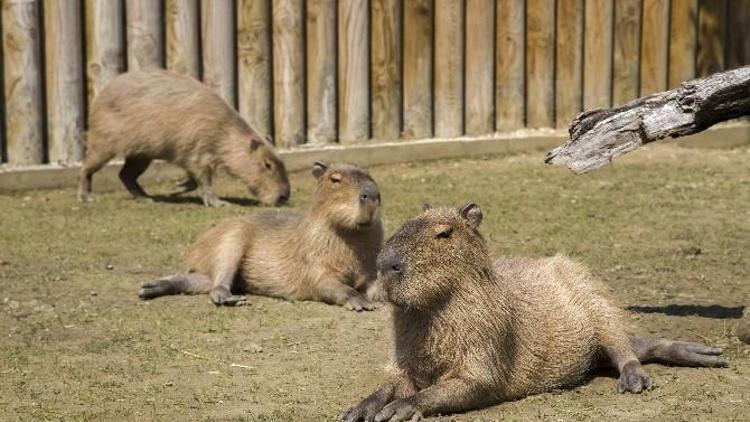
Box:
139, 162, 384, 309
78, 70, 290, 206
342, 203, 728, 421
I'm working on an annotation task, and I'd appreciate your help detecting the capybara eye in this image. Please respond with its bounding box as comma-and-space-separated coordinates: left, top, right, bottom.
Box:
436, 227, 452, 239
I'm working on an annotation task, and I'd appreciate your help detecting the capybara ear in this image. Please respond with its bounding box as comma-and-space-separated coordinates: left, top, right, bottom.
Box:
421, 203, 432, 211
250, 137, 262, 151
265, 134, 275, 146
312, 161, 328, 179
459, 202, 483, 229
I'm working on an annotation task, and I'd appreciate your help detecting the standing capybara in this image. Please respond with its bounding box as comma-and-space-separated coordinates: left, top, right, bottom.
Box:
78, 70, 290, 206
139, 162, 384, 309
342, 204, 728, 421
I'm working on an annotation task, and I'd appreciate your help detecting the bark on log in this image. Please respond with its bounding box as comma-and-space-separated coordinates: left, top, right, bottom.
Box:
546, 65, 750, 174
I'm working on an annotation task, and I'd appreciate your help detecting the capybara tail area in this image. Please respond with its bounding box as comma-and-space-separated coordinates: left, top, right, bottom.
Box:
630, 336, 728, 368
138, 273, 212, 300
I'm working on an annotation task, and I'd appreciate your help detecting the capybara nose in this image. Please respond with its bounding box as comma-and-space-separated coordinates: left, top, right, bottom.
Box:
277, 186, 291, 204
359, 184, 380, 204
378, 249, 403, 276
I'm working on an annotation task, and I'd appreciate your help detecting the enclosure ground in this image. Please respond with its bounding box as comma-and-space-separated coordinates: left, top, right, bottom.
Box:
1, 144, 749, 421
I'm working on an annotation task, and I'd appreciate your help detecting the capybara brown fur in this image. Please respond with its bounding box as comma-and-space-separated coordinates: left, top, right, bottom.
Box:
139, 162, 384, 309
78, 70, 290, 206
342, 204, 728, 421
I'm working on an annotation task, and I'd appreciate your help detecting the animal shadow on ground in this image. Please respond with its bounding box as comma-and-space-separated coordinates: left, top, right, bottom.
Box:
627, 304, 745, 319
147, 194, 261, 207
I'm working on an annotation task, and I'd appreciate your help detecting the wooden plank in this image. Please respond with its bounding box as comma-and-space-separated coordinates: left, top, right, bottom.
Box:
44, 0, 85, 163
85, 0, 125, 108
125, 0, 164, 71
433, 0, 463, 137
166, 0, 199, 78
495, 0, 525, 131
639, 0, 669, 95
306, 0, 336, 144
726, 0, 750, 69
583, 0, 613, 110
555, 0, 583, 128
697, 0, 727, 77
465, 0, 494, 134
272, 0, 304, 147
525, 0, 554, 128
237, 0, 272, 136
338, 0, 369, 143
370, 0, 401, 140
402, 0, 433, 139
2, 0, 44, 165
202, 0, 235, 106
668, 0, 697, 88
612, 0, 641, 106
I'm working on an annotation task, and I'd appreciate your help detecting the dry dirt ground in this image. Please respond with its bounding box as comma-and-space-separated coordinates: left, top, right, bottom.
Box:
1, 143, 749, 421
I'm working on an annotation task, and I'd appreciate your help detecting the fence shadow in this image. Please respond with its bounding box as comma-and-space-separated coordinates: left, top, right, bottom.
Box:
626, 304, 745, 319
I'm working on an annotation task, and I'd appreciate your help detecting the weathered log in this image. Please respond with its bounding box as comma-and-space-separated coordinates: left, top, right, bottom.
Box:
546, 65, 750, 173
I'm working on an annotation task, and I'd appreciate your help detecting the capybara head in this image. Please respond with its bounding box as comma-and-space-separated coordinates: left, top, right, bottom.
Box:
377, 203, 494, 309
225, 133, 290, 205
310, 162, 381, 229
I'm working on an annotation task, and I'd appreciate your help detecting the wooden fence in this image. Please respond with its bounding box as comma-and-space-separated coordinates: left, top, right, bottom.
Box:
1, 0, 749, 166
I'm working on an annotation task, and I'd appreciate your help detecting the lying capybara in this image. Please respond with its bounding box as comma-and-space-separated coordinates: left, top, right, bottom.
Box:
139, 162, 384, 309
78, 70, 290, 206
342, 204, 728, 421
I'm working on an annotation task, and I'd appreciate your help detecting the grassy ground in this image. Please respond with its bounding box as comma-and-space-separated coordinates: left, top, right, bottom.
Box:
1, 143, 749, 421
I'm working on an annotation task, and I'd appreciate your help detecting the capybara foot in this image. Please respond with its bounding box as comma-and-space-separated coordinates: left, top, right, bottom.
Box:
133, 195, 154, 203
737, 311, 750, 344
203, 196, 230, 207
346, 293, 375, 312
78, 192, 94, 203
339, 402, 382, 422
209, 286, 247, 306
638, 338, 729, 367
617, 361, 653, 394
139, 279, 173, 299
374, 399, 423, 422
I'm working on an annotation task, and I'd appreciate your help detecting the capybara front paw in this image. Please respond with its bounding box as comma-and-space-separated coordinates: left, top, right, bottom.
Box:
617, 361, 653, 394
78, 192, 94, 203
374, 399, 422, 422
345, 294, 376, 312
203, 196, 230, 207
209, 286, 247, 306
339, 402, 381, 422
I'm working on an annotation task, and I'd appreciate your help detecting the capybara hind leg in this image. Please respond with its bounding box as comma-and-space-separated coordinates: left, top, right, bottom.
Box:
206, 231, 247, 306
630, 337, 728, 367
139, 273, 212, 299
601, 331, 652, 393
198, 171, 230, 207
317, 279, 375, 311
119, 156, 152, 200
78, 150, 115, 202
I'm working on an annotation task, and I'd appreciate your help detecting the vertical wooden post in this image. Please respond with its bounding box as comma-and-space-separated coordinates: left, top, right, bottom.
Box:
45, 0, 85, 163
338, 0, 369, 143
465, 0, 494, 134
237, 0, 272, 136
433, 0, 463, 138
85, 0, 125, 107
726, 0, 750, 69
612, 0, 640, 106
668, 0, 697, 88
0, 15, 4, 163
402, 0, 433, 139
202, 0, 236, 106
272, 0, 304, 147
2, 0, 44, 165
495, 0, 525, 131
639, 0, 669, 96
306, 0, 336, 144
126, 0, 164, 71
166, 0, 200, 78
525, 0, 554, 128
583, 0, 613, 110
371, 0, 401, 141
555, 0, 583, 128
696, 0, 727, 77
